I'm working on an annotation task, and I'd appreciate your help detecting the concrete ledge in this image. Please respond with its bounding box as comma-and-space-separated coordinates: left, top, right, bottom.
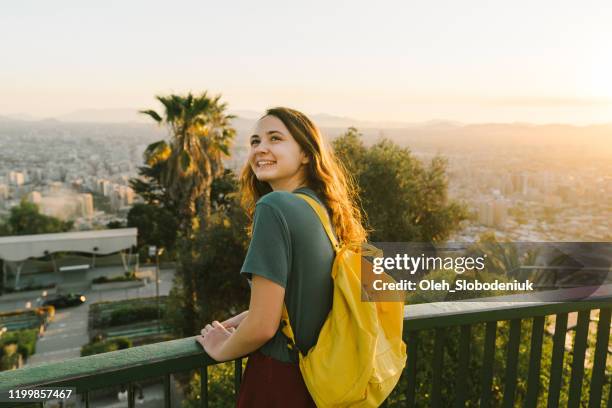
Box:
91, 280, 145, 291
0, 287, 57, 301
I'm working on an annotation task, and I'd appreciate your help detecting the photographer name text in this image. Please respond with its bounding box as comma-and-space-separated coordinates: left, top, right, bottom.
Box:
372, 279, 534, 292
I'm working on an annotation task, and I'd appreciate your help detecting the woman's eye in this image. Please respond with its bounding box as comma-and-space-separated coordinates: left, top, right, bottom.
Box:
250, 139, 260, 146
271, 136, 280, 141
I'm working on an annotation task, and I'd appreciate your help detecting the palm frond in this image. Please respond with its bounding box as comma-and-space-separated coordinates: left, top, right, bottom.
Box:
139, 109, 163, 123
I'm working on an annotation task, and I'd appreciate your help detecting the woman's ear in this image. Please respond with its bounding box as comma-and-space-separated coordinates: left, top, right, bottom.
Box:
301, 152, 310, 165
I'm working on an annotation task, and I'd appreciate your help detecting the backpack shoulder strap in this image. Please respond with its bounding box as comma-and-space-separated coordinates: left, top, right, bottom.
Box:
295, 193, 340, 251
280, 193, 339, 357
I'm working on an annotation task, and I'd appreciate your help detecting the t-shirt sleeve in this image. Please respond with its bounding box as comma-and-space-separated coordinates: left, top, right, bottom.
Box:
240, 202, 291, 288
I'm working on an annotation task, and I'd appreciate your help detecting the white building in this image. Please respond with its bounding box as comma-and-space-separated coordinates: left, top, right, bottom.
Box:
78, 193, 94, 218
9, 171, 25, 186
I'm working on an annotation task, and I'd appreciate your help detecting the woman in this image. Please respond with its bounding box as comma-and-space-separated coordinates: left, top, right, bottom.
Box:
195, 107, 366, 407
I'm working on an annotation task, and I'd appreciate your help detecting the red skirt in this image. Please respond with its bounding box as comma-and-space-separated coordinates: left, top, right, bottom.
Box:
236, 350, 316, 408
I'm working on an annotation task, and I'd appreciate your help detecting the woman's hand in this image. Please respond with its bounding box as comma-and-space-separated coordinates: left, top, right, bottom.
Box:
196, 321, 236, 361
200, 320, 227, 336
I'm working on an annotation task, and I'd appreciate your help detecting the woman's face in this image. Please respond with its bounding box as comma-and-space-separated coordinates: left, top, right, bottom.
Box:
248, 115, 309, 192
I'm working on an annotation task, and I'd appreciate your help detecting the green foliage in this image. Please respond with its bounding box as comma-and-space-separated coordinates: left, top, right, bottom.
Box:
89, 297, 167, 329
193, 192, 250, 325
0, 200, 73, 236
109, 305, 161, 327
0, 329, 38, 361
332, 128, 468, 242
92, 272, 141, 284
385, 316, 604, 407
81, 337, 132, 356
138, 91, 236, 230
127, 203, 178, 253
163, 170, 250, 335
106, 220, 125, 229
182, 360, 247, 408
0, 343, 21, 370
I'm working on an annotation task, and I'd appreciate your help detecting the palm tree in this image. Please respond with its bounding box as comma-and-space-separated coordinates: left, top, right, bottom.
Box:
140, 92, 235, 334
141, 92, 235, 234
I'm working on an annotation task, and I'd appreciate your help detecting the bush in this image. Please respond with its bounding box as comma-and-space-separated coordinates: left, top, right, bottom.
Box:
109, 305, 161, 326
0, 344, 22, 370
92, 272, 141, 284
81, 337, 133, 356
182, 360, 248, 408
0, 329, 38, 361
89, 297, 167, 329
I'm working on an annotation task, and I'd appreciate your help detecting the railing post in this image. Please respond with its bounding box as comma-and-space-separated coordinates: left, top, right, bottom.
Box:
547, 312, 568, 408
431, 328, 445, 407
128, 382, 135, 408
200, 366, 208, 408
479, 321, 497, 408
164, 374, 172, 408
454, 324, 471, 408
501, 319, 521, 408
567, 310, 590, 408
405, 331, 418, 407
234, 358, 243, 402
588, 308, 611, 408
525, 316, 545, 408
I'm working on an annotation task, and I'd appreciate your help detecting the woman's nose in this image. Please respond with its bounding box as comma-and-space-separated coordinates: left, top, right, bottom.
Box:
254, 141, 269, 153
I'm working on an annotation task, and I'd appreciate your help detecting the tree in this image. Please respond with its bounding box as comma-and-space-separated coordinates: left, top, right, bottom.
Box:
332, 129, 468, 242
0, 200, 73, 236
138, 92, 236, 335
162, 169, 250, 336
141, 92, 235, 232
127, 203, 178, 254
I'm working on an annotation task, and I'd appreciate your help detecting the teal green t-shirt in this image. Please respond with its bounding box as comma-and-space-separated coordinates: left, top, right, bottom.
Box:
240, 187, 335, 363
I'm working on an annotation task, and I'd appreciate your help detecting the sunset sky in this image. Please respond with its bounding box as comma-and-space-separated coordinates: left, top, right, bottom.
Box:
2, 0, 612, 124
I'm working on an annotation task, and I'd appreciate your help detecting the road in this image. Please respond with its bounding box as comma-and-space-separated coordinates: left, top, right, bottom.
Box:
0, 269, 176, 366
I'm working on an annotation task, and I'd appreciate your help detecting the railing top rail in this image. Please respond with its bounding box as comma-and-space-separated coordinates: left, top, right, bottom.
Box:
0, 336, 213, 392
404, 283, 611, 331
1, 284, 610, 392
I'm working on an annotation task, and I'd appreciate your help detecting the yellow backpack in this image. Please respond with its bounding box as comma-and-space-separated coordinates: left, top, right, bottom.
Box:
281, 193, 407, 407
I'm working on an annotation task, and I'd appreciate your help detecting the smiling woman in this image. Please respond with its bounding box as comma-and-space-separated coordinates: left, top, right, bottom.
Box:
195, 107, 367, 407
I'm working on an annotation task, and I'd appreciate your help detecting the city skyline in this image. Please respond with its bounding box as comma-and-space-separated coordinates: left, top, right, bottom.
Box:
2, 1, 612, 124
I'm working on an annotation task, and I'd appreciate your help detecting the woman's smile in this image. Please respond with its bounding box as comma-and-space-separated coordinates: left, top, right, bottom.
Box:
256, 159, 277, 168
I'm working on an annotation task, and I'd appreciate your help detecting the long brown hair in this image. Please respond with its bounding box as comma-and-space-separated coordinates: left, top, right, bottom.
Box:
239, 107, 367, 244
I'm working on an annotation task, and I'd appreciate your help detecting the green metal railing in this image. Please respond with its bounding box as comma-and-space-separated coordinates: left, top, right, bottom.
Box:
0, 284, 610, 407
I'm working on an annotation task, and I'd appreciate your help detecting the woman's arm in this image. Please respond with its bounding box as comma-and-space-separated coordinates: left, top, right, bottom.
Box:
221, 310, 249, 329
197, 275, 285, 361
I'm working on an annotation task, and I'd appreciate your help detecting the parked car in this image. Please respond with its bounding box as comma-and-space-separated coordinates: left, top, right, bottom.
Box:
42, 293, 87, 309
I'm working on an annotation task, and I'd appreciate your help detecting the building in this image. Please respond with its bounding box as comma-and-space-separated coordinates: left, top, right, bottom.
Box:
28, 191, 42, 205
0, 228, 138, 291
78, 193, 94, 218
478, 199, 508, 228
9, 171, 25, 186
0, 184, 8, 201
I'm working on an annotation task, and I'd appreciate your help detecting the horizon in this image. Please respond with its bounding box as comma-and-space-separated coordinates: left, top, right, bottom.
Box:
2, 107, 612, 128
